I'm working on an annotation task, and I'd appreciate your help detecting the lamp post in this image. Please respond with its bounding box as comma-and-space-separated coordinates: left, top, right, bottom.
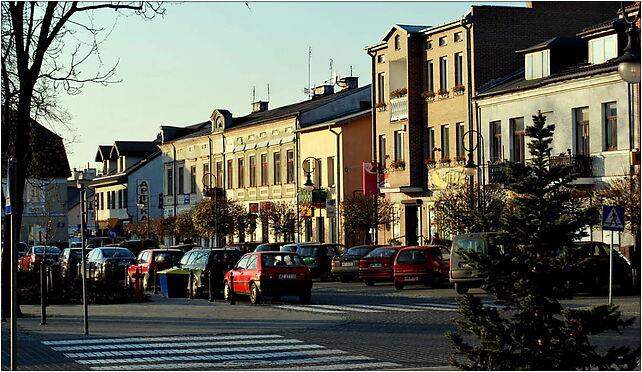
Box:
76, 174, 89, 335
462, 130, 486, 231
302, 157, 316, 242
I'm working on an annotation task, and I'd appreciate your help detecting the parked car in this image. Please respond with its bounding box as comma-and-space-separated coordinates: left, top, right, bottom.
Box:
18, 246, 61, 271
280, 242, 320, 252
449, 232, 500, 294
358, 246, 406, 286
178, 249, 242, 298
296, 244, 345, 280
393, 245, 450, 290
86, 237, 125, 248
59, 248, 84, 278
254, 242, 290, 252
573, 241, 633, 293
69, 242, 83, 248
331, 245, 385, 282
225, 242, 261, 253
167, 244, 200, 253
223, 251, 313, 304
118, 239, 162, 257
85, 247, 136, 283
127, 249, 184, 290
18, 242, 29, 258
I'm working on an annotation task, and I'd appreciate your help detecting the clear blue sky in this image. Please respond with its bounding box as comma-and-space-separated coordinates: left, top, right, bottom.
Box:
60, 1, 523, 170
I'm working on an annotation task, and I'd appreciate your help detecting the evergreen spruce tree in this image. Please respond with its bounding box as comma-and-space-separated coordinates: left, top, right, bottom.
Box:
446, 111, 639, 370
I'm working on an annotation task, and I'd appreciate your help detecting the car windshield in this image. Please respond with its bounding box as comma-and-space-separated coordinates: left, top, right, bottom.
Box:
69, 250, 83, 259
155, 252, 181, 264
32, 246, 61, 255
281, 245, 298, 252
344, 247, 372, 257
364, 248, 398, 258
455, 238, 486, 253
261, 253, 305, 267
297, 246, 321, 257
101, 249, 134, 258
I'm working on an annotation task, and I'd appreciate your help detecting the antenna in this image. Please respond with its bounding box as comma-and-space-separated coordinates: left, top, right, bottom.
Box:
308, 46, 312, 98
329, 58, 333, 83
252, 86, 256, 102
350, 65, 353, 76
267, 84, 270, 102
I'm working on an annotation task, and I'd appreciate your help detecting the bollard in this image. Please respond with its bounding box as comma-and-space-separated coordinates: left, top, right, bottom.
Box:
188, 270, 194, 299
229, 271, 235, 305
133, 267, 142, 302
40, 264, 47, 325
208, 269, 214, 302
153, 266, 158, 294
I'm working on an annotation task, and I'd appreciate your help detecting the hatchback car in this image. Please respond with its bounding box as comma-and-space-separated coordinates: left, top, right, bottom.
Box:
393, 245, 450, 290
331, 245, 385, 282
255, 242, 290, 252
118, 239, 161, 257
18, 246, 61, 271
449, 232, 500, 294
223, 251, 312, 304
358, 246, 406, 286
127, 249, 184, 290
59, 248, 84, 278
225, 242, 261, 253
86, 247, 136, 283
296, 244, 345, 280
178, 249, 242, 298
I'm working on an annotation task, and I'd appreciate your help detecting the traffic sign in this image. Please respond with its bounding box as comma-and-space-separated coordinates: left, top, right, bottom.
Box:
602, 206, 625, 232
108, 229, 119, 238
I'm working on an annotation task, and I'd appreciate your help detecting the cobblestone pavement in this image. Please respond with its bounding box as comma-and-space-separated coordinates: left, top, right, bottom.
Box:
2, 282, 639, 370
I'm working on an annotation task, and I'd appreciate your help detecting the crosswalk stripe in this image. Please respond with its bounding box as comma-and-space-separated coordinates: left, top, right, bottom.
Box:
273, 305, 345, 314
416, 302, 458, 309
381, 303, 456, 311
348, 304, 423, 312
42, 334, 281, 346
307, 304, 383, 313
53, 337, 301, 352
261, 361, 401, 370
78, 349, 348, 365
64, 343, 323, 359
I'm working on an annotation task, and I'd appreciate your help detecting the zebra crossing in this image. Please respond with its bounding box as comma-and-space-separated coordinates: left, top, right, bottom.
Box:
42, 334, 400, 370
273, 302, 460, 314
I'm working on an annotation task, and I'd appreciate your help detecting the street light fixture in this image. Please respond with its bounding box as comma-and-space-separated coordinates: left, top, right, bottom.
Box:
75, 173, 89, 335
302, 157, 316, 192
613, 5, 640, 83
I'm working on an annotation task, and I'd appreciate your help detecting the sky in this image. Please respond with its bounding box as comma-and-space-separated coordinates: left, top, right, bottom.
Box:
58, 1, 524, 171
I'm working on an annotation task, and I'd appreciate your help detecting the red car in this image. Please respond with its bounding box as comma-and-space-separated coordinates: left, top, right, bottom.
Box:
18, 245, 61, 271
393, 245, 450, 290
358, 246, 406, 286
127, 249, 184, 290
223, 251, 312, 304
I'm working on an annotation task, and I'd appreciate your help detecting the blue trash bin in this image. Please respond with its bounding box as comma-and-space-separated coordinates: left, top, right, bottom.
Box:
158, 268, 189, 298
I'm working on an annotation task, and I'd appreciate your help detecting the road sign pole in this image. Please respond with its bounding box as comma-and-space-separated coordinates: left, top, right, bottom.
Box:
9, 158, 18, 370
609, 232, 614, 305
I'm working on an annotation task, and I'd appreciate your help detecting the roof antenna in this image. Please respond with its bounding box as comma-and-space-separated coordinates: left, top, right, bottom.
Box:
308, 46, 312, 98
267, 84, 270, 102
350, 65, 353, 76
252, 86, 256, 102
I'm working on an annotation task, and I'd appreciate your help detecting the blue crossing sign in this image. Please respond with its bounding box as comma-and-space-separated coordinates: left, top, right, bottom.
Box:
602, 206, 625, 232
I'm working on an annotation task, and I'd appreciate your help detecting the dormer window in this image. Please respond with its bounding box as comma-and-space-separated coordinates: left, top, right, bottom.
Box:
394, 35, 401, 50
589, 34, 617, 65
118, 157, 126, 172
525, 50, 550, 80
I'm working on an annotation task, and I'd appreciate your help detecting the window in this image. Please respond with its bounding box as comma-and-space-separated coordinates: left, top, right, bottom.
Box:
167, 168, 173, 195
456, 122, 465, 157
377, 54, 385, 63
589, 35, 617, 64
490, 121, 502, 161
118, 190, 123, 209
106, 192, 111, 210
286, 150, 294, 183
227, 160, 233, 188
377, 72, 386, 103
441, 125, 450, 158
100, 192, 104, 210
525, 50, 550, 80
190, 166, 197, 193
237, 158, 245, 188
178, 166, 184, 194
378, 135, 387, 167
428, 127, 435, 159
260, 154, 268, 185
439, 56, 448, 90
454, 53, 464, 86
604, 102, 617, 151
249, 156, 257, 187
111, 190, 116, 209
454, 31, 463, 42
426, 60, 434, 91
123, 189, 128, 208
425, 40, 433, 50
394, 130, 405, 161
574, 107, 590, 155
394, 34, 401, 50
510, 117, 525, 163
273, 152, 282, 184
216, 161, 223, 188
203, 163, 209, 187
439, 36, 447, 46
327, 157, 335, 187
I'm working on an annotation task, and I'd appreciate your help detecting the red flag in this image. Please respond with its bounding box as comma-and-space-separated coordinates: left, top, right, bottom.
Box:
363, 162, 378, 195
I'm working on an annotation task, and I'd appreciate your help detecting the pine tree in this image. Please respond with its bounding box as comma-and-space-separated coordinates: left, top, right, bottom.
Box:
446, 111, 639, 370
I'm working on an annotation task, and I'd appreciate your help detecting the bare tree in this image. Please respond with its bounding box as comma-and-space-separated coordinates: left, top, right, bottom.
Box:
341, 194, 394, 246
260, 201, 300, 242
1, 1, 165, 317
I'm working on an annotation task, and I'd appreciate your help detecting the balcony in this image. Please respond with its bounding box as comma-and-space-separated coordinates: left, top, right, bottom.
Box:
549, 153, 592, 178
389, 97, 408, 122
488, 161, 505, 183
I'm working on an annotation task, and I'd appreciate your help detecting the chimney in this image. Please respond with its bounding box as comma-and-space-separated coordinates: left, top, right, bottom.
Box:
252, 101, 269, 113
338, 77, 359, 91
312, 84, 334, 98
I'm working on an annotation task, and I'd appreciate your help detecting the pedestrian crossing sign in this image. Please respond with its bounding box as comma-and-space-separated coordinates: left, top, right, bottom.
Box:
602, 205, 625, 232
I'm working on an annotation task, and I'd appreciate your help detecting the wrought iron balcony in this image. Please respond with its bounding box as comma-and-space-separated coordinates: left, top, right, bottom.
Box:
488, 161, 504, 183
389, 97, 408, 122
549, 153, 593, 177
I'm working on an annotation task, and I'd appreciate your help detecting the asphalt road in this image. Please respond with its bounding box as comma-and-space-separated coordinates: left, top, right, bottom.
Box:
2, 280, 640, 370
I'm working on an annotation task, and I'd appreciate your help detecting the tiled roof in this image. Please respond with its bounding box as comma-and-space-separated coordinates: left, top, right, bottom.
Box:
111, 141, 159, 158
578, 17, 618, 35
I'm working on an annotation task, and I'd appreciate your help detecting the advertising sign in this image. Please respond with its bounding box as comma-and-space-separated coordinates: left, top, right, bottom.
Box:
137, 179, 150, 223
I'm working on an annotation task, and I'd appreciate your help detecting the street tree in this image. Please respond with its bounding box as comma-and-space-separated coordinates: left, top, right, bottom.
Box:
446, 111, 639, 369
152, 216, 176, 244
341, 194, 394, 246
174, 211, 199, 243
259, 201, 298, 242
191, 198, 241, 244
2, 0, 164, 317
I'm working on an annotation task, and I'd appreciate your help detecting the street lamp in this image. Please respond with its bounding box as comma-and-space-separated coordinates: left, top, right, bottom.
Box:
613, 5, 640, 83
302, 157, 316, 192
75, 173, 89, 335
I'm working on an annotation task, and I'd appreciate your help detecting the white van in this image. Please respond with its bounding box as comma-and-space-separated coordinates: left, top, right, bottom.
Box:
449, 232, 501, 294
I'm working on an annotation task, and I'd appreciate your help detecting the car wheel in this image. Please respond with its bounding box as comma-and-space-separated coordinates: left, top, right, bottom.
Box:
455, 283, 468, 295
364, 280, 374, 287
223, 282, 232, 302
299, 290, 311, 304
394, 281, 404, 290
250, 282, 261, 305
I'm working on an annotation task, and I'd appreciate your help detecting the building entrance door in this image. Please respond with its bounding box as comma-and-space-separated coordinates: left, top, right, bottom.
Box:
404, 205, 419, 246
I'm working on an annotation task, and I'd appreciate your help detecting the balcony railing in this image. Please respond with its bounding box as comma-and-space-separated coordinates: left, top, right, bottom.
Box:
488, 161, 504, 183
549, 153, 592, 177
389, 97, 408, 122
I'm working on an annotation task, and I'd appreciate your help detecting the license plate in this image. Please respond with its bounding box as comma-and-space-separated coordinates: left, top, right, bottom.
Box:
278, 273, 296, 279
341, 262, 353, 267
370, 263, 382, 268
118, 262, 129, 266
405, 276, 420, 281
